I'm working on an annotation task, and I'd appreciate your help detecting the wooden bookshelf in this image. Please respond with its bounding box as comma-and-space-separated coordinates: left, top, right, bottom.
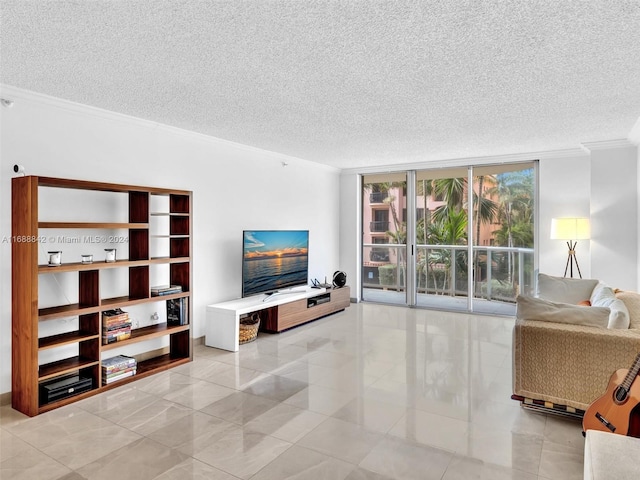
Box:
11, 176, 192, 416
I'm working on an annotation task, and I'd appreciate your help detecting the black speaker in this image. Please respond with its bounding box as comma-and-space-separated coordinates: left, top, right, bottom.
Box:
333, 271, 346, 288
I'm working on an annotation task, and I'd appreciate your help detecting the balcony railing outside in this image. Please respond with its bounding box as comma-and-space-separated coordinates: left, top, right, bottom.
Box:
370, 248, 390, 262
370, 221, 389, 232
362, 243, 535, 304
369, 192, 387, 203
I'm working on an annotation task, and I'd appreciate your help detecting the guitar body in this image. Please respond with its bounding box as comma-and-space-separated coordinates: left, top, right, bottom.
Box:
583, 368, 640, 436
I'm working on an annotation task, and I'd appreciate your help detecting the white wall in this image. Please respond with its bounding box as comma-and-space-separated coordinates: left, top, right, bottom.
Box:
338, 173, 360, 301
587, 142, 638, 290
0, 86, 342, 394
538, 153, 592, 277
539, 143, 638, 288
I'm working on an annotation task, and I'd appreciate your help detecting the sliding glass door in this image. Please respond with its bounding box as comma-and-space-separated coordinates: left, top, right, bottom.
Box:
361, 162, 536, 314
362, 173, 408, 305
414, 168, 471, 311
469, 164, 536, 313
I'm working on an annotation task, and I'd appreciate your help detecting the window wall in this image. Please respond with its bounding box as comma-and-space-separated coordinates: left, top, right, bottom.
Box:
361, 162, 536, 314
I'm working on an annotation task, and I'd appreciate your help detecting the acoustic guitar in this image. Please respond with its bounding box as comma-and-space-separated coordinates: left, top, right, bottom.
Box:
583, 352, 640, 436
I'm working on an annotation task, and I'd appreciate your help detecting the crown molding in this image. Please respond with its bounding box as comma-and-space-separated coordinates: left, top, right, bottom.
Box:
0, 84, 340, 173
340, 147, 587, 176
580, 139, 635, 151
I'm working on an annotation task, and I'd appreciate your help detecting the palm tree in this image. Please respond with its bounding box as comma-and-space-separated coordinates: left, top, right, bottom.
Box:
426, 175, 498, 293
487, 169, 534, 282
426, 209, 468, 294
473, 176, 498, 292
431, 177, 466, 224
417, 179, 434, 289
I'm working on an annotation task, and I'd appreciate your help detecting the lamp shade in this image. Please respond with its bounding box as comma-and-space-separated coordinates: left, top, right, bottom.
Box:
550, 218, 590, 240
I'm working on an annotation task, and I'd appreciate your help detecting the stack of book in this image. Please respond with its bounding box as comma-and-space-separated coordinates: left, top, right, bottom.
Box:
151, 285, 183, 296
102, 308, 132, 344
102, 355, 137, 385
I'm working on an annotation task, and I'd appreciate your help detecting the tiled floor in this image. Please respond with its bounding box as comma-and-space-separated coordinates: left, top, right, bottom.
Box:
0, 303, 585, 479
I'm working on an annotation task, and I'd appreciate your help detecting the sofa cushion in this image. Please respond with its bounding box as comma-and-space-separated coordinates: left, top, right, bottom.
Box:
615, 290, 640, 329
537, 273, 599, 304
590, 282, 630, 329
584, 430, 640, 480
516, 295, 609, 328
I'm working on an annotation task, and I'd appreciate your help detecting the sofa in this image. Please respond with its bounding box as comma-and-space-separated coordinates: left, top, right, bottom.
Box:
584, 430, 640, 479
512, 274, 640, 412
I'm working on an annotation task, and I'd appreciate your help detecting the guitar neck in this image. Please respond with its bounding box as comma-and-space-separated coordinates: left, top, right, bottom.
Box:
622, 352, 640, 390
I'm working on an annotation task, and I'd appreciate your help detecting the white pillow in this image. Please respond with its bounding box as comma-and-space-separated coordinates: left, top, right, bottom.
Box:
590, 282, 630, 329
537, 273, 598, 304
516, 295, 609, 328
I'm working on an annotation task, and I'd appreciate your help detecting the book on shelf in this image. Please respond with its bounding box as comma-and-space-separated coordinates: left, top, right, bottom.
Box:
166, 297, 188, 326
103, 321, 132, 332
103, 369, 136, 385
102, 325, 132, 335
102, 308, 130, 325
104, 366, 137, 379
102, 308, 131, 340
151, 285, 183, 296
102, 355, 137, 384
102, 331, 131, 344
101, 309, 132, 345
102, 354, 136, 368
103, 364, 136, 375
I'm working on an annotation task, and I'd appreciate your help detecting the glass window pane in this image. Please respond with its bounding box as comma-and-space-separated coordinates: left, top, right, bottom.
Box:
471, 164, 536, 313
361, 173, 407, 305
415, 172, 469, 311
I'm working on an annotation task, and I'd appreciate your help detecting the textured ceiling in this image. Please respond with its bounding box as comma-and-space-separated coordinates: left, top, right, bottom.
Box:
1, 1, 640, 169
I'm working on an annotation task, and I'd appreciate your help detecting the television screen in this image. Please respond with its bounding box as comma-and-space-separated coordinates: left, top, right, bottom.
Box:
242, 230, 309, 297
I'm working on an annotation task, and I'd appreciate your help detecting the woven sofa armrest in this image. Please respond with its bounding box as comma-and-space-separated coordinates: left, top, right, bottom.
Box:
513, 318, 640, 411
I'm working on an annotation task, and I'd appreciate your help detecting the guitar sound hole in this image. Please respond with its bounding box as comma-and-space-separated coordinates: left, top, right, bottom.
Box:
614, 386, 628, 404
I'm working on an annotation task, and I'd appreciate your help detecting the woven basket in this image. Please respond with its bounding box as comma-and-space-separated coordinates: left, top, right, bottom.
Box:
239, 313, 260, 344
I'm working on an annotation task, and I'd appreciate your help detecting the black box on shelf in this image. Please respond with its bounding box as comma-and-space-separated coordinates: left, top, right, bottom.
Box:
39, 374, 93, 405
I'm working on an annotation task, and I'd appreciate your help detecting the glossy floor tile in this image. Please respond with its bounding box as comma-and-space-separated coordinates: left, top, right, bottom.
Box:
0, 303, 585, 479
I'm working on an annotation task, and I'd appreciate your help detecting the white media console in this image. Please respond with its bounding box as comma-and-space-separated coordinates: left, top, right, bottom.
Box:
205, 286, 351, 351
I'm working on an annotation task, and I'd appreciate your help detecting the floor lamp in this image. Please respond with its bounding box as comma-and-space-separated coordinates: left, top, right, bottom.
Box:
550, 218, 590, 278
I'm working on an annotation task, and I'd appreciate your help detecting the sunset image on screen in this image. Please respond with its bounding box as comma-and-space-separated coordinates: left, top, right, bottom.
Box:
242, 230, 309, 297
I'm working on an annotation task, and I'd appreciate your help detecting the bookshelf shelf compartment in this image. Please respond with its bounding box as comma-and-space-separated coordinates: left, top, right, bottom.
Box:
38, 259, 156, 273
38, 388, 97, 414
101, 323, 190, 350
39, 332, 100, 350
39, 304, 102, 321
99, 355, 190, 393
12, 176, 193, 416
38, 356, 100, 381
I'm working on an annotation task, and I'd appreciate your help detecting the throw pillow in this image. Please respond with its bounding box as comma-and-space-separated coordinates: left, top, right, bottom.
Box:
537, 273, 599, 304
614, 290, 640, 329
590, 282, 630, 329
516, 295, 609, 328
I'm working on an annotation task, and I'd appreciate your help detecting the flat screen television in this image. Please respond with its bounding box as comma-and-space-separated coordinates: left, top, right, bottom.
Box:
242, 230, 309, 298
